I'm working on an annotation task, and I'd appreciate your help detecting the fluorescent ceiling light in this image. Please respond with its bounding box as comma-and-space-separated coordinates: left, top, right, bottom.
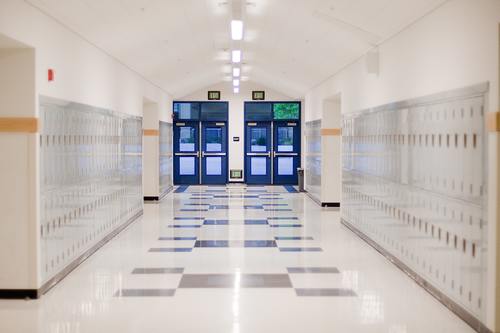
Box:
233, 68, 240, 77
233, 79, 240, 87
231, 20, 244, 40
232, 50, 241, 63
233, 87, 240, 93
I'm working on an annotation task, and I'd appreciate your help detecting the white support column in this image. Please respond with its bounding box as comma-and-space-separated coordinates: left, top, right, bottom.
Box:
142, 100, 160, 200
0, 44, 39, 293
321, 97, 342, 206
486, 23, 500, 333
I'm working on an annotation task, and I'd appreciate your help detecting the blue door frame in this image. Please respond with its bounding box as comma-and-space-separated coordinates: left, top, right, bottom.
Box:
173, 121, 200, 185
244, 121, 272, 184
273, 120, 300, 184
201, 121, 228, 184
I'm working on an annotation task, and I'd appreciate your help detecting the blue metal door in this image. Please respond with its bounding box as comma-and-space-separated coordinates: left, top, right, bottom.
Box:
273, 120, 300, 184
245, 121, 272, 184
201, 121, 228, 184
173, 121, 200, 184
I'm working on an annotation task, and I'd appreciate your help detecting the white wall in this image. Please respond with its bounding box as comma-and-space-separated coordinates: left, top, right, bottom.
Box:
305, 0, 500, 121
179, 81, 297, 181
0, 0, 172, 118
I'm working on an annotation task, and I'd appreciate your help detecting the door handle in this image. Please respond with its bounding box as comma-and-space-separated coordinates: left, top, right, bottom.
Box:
247, 152, 271, 157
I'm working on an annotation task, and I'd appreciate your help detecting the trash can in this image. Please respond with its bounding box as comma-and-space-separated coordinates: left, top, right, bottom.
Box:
297, 168, 305, 192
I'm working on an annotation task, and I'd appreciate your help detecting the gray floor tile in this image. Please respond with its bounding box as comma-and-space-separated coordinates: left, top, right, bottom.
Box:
132, 268, 185, 274
295, 288, 357, 296
114, 289, 176, 297
287, 267, 340, 274
179, 274, 292, 288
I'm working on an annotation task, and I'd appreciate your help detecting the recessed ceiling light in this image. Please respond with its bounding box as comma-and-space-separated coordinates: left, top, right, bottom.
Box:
233, 79, 240, 87
233, 68, 240, 77
233, 87, 240, 93
231, 20, 244, 40
232, 50, 241, 63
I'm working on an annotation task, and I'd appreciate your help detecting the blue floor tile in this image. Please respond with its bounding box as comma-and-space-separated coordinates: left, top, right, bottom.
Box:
194, 240, 277, 248
262, 204, 288, 206
209, 205, 229, 210
269, 224, 303, 228
149, 248, 193, 252
174, 217, 205, 220
244, 219, 268, 225
180, 209, 209, 212
284, 185, 299, 193
265, 209, 293, 211
244, 205, 264, 209
174, 185, 189, 193
204, 220, 229, 225
274, 236, 314, 240
168, 225, 202, 228
268, 217, 299, 220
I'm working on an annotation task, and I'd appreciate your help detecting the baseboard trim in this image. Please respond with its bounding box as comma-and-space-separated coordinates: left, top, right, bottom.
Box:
159, 186, 174, 200
0, 289, 39, 299
341, 218, 492, 333
322, 202, 340, 208
305, 192, 340, 209
35, 210, 144, 299
144, 186, 174, 203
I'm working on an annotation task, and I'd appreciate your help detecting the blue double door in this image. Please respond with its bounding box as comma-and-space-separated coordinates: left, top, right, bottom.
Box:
174, 121, 228, 184
245, 120, 300, 184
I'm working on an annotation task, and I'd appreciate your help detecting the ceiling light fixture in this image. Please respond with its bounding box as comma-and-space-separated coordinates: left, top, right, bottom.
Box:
231, 20, 244, 40
233, 68, 240, 77
232, 50, 241, 63
233, 79, 240, 87
233, 87, 240, 94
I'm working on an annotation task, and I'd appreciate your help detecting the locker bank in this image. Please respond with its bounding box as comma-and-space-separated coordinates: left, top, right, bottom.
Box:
0, 1, 499, 332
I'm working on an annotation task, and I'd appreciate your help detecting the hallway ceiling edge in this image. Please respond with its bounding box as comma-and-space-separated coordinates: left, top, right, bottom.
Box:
26, 0, 449, 98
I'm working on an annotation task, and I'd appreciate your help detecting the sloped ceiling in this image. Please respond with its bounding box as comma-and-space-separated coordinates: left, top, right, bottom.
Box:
26, 0, 448, 98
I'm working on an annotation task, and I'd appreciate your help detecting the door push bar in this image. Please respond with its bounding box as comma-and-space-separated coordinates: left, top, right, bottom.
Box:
202, 152, 227, 157
247, 152, 271, 157
273, 152, 298, 157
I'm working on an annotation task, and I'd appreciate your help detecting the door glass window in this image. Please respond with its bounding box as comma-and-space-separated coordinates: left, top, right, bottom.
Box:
250, 127, 267, 152
205, 127, 222, 152
206, 157, 222, 175
179, 127, 196, 152
179, 157, 196, 175
277, 157, 294, 175
251, 157, 267, 175
277, 127, 294, 152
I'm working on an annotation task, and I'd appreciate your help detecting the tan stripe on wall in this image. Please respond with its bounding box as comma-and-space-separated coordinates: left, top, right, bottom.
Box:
486, 112, 500, 132
321, 128, 341, 136
0, 117, 38, 133
143, 129, 159, 136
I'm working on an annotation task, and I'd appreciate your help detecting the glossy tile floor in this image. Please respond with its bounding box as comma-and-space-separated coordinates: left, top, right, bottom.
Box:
0, 185, 475, 333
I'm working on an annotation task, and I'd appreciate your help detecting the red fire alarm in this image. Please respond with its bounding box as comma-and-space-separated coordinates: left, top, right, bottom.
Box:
48, 69, 54, 82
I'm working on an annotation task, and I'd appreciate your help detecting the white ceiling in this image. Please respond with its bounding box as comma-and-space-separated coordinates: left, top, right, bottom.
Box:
26, 0, 448, 98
